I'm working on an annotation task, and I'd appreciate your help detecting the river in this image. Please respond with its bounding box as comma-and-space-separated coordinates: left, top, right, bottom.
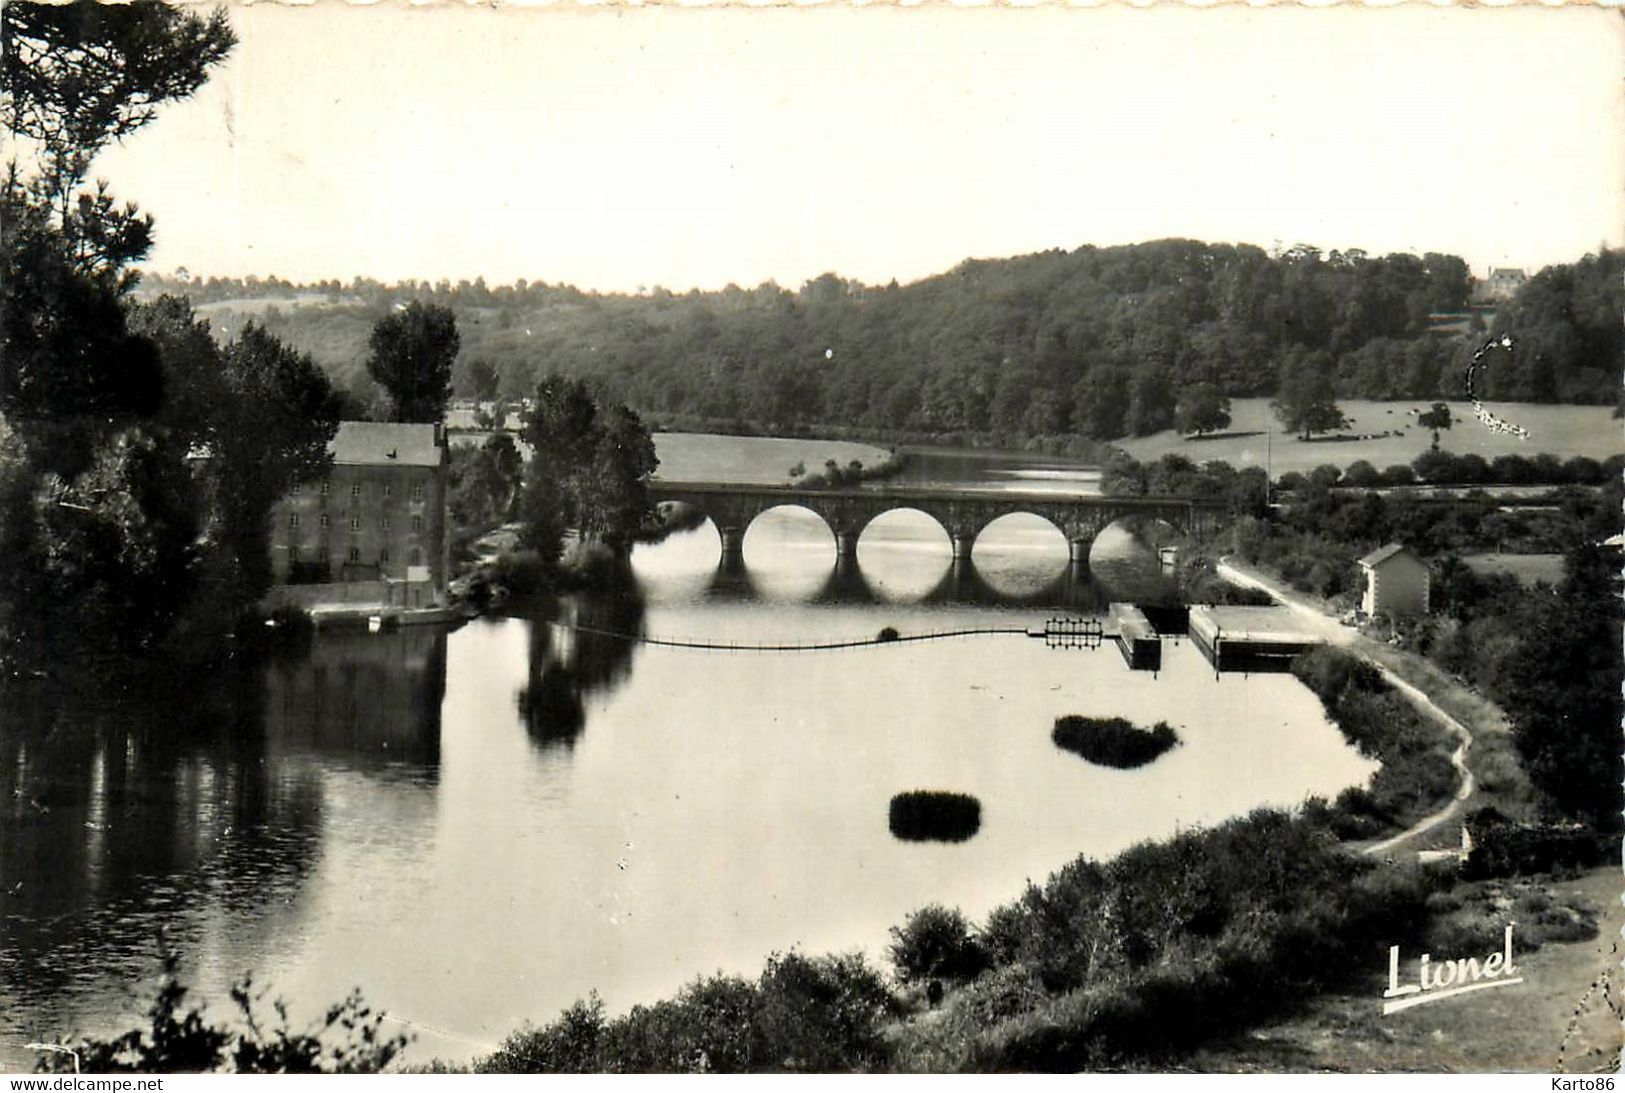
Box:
0, 438, 1375, 1070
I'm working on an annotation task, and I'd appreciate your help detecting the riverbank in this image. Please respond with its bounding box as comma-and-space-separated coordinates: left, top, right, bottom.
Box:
1214, 554, 1534, 852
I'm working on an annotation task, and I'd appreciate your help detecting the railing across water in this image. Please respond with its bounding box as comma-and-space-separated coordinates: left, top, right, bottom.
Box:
555, 617, 1109, 653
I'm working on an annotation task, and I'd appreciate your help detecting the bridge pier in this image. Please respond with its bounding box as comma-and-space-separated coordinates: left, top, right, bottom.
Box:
950, 533, 975, 562
718, 526, 746, 567
1068, 537, 1093, 568
834, 529, 860, 560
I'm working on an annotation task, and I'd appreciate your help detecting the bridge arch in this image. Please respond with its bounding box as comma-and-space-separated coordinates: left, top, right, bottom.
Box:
738, 503, 839, 560
971, 510, 1071, 558
853, 507, 953, 555
1095, 513, 1182, 554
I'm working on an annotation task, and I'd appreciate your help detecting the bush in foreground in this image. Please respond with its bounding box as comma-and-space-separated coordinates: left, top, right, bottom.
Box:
889, 809, 1437, 1071
34, 958, 408, 1074
478, 952, 896, 1073
888, 905, 989, 985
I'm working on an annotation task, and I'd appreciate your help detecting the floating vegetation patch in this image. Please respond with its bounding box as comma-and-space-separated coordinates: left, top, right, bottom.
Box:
876, 626, 901, 642
1052, 716, 1179, 769
889, 791, 982, 843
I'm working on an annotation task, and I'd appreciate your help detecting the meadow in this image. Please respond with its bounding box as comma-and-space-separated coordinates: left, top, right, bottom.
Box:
651, 433, 893, 484
1117, 399, 1622, 476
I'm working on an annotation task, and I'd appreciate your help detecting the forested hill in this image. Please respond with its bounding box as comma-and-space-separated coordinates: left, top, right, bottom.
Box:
138, 241, 1622, 443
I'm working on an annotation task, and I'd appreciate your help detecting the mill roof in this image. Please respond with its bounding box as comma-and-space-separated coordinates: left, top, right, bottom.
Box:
1357, 543, 1417, 568
330, 421, 443, 468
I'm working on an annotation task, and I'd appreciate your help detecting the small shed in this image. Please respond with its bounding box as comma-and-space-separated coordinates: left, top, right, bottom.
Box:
1358, 543, 1430, 618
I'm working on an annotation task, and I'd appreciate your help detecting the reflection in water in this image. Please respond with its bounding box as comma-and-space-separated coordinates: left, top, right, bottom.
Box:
0, 628, 449, 1068
518, 592, 645, 751
1, 485, 1375, 1071
264, 627, 448, 770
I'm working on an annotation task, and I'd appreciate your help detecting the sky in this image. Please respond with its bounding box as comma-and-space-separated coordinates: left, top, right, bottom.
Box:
87, 3, 1625, 294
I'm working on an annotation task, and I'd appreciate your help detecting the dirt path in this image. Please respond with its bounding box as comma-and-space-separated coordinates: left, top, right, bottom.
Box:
1214, 556, 1483, 858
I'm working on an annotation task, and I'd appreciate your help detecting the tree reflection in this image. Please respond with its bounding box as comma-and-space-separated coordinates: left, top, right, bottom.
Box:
0, 624, 453, 1046
0, 664, 322, 1021
517, 586, 646, 752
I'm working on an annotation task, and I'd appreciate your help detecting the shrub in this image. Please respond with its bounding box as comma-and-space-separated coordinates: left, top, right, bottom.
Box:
481, 995, 607, 1073
606, 976, 759, 1073
489, 549, 552, 595
888, 905, 989, 985
1051, 716, 1179, 769
752, 952, 896, 1071
889, 791, 981, 842
1462, 809, 1612, 879
1489, 454, 1533, 484
1291, 646, 1383, 709
1453, 453, 1489, 483
35, 958, 410, 1074
1379, 464, 1416, 486
1563, 455, 1605, 484
1342, 460, 1380, 488
1411, 449, 1458, 483
938, 810, 1433, 1070
1290, 648, 1462, 832
1308, 464, 1342, 490
481, 955, 895, 1074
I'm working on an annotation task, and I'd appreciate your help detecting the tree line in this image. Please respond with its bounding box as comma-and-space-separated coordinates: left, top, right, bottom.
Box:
141, 241, 1622, 448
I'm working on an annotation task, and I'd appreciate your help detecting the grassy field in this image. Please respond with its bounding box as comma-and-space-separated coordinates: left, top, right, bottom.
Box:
652, 432, 893, 484
1117, 399, 1622, 476
1461, 553, 1568, 586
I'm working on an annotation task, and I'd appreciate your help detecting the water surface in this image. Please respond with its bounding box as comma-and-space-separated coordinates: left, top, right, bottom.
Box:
0, 459, 1373, 1069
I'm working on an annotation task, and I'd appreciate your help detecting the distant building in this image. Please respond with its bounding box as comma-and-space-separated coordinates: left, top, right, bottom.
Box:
1475, 267, 1528, 303
1358, 543, 1430, 619
270, 421, 451, 608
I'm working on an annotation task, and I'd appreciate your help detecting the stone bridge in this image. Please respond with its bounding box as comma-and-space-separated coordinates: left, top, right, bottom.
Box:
648, 481, 1227, 565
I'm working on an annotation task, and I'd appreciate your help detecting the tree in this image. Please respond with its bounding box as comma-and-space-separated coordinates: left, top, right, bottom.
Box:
1, 176, 165, 476
466, 357, 501, 425
366, 301, 459, 423
1271, 352, 1349, 440
887, 904, 988, 985
1124, 368, 1175, 436
1417, 401, 1452, 450
466, 357, 499, 401
208, 322, 343, 597
2, 1, 235, 227
518, 376, 657, 561
450, 432, 524, 533
0, 3, 237, 662
523, 374, 599, 466
1174, 382, 1232, 437
582, 404, 658, 552
1072, 367, 1130, 440
1501, 546, 1623, 829
130, 300, 342, 599
1342, 459, 1380, 488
